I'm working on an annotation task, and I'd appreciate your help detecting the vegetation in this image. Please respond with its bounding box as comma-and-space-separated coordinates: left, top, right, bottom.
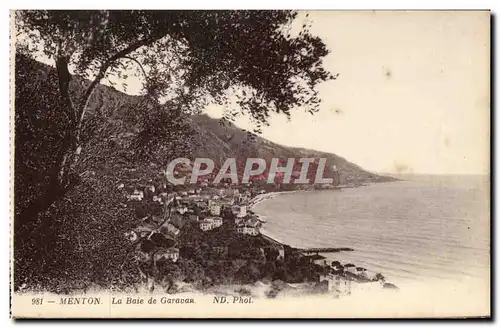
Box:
15, 10, 335, 292
16, 10, 335, 197
14, 11, 393, 293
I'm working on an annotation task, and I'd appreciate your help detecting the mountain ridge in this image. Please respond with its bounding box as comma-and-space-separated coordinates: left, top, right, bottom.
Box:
16, 53, 396, 189
188, 113, 396, 185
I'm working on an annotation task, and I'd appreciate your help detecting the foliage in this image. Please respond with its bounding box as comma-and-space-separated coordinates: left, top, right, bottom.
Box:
16, 10, 335, 128
14, 9, 338, 291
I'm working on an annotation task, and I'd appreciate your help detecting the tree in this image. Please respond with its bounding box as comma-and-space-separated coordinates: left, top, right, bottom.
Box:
16, 10, 334, 192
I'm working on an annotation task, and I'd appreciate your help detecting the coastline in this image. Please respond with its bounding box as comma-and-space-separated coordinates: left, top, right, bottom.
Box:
248, 190, 299, 210
248, 186, 397, 285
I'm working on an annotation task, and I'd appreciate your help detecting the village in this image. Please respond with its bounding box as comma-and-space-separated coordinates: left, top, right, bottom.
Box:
119, 171, 397, 298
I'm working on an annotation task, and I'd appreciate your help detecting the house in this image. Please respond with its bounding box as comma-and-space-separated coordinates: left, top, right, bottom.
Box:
343, 263, 356, 274
277, 245, 285, 260
160, 222, 180, 236
170, 213, 185, 229
231, 205, 247, 218
305, 254, 326, 266
320, 273, 351, 296
235, 217, 246, 225
212, 245, 228, 257
135, 244, 152, 263
199, 219, 215, 231
235, 218, 260, 236
244, 218, 261, 236
125, 230, 138, 242
188, 214, 199, 222
130, 189, 144, 201
152, 195, 163, 204
154, 248, 180, 263
209, 203, 221, 216
224, 188, 239, 197
209, 217, 223, 228
236, 222, 245, 234
135, 223, 156, 238
177, 206, 188, 215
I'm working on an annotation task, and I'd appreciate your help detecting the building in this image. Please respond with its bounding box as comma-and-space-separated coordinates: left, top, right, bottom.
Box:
243, 225, 259, 236
212, 245, 228, 257
235, 217, 246, 225
170, 213, 185, 229
209, 203, 222, 216
152, 195, 164, 204
277, 245, 285, 260
236, 217, 261, 236
231, 205, 247, 218
177, 206, 188, 215
199, 219, 215, 231
146, 185, 155, 193
160, 222, 180, 236
210, 217, 223, 228
130, 189, 144, 201
343, 263, 356, 274
320, 273, 351, 297
188, 214, 199, 222
135, 223, 156, 238
155, 248, 180, 263
224, 188, 240, 197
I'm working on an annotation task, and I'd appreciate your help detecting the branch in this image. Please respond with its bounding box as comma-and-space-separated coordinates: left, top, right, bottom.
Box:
75, 36, 163, 140
55, 55, 76, 125
120, 56, 149, 90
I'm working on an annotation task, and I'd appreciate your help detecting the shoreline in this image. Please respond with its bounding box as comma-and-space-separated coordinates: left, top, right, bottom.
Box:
248, 190, 299, 210
248, 187, 396, 285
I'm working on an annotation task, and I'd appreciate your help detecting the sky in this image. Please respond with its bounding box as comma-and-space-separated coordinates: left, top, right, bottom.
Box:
206, 11, 490, 175
20, 11, 490, 175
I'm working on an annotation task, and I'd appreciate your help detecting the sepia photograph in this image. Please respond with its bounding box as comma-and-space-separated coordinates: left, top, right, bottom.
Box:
10, 9, 490, 318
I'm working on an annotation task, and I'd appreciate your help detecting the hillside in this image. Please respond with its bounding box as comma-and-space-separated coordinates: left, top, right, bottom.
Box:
17, 54, 393, 186
189, 114, 394, 184
14, 54, 395, 292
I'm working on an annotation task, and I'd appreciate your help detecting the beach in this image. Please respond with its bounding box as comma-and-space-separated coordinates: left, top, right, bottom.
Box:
251, 176, 490, 286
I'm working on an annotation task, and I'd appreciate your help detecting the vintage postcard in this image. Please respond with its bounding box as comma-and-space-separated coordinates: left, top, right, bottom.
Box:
10, 10, 490, 318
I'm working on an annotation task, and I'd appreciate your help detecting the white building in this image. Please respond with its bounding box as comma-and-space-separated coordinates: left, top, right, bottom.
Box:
155, 248, 180, 263
237, 218, 260, 236
235, 217, 246, 225
199, 219, 215, 231
130, 189, 144, 201
277, 245, 285, 260
188, 214, 199, 222
231, 205, 247, 218
211, 217, 223, 228
152, 195, 164, 204
209, 203, 222, 216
